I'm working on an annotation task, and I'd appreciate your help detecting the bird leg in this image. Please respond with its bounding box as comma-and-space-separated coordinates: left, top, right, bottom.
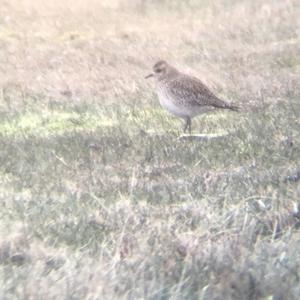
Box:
183, 117, 192, 134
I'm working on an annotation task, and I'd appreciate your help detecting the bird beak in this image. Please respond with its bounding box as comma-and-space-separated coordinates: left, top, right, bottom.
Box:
145, 73, 154, 79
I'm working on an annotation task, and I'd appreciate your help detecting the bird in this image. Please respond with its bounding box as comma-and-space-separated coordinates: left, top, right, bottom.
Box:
145, 60, 239, 134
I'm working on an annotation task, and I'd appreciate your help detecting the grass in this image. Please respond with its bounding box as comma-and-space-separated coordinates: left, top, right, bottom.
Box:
1, 0, 300, 299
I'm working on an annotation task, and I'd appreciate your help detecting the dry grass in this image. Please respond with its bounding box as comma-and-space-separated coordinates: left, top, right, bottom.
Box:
0, 0, 300, 299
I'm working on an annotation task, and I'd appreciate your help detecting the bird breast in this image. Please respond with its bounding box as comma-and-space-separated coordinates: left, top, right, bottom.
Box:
157, 84, 188, 118
156, 83, 214, 118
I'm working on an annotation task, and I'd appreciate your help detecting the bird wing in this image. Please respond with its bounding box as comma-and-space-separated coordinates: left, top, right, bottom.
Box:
168, 74, 234, 109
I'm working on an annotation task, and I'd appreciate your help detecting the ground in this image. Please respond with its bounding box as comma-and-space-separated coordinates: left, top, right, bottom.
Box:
0, 0, 300, 299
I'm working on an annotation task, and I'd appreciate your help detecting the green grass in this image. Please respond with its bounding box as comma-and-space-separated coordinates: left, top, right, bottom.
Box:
1, 0, 300, 299
1, 98, 299, 299
0, 104, 241, 138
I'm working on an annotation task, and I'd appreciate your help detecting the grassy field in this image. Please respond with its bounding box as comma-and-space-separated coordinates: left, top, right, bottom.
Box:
0, 0, 300, 299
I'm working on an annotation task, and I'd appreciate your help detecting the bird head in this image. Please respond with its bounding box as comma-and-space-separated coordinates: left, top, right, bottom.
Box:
145, 60, 176, 81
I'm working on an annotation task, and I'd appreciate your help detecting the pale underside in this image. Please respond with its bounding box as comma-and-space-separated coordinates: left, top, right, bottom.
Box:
157, 82, 216, 119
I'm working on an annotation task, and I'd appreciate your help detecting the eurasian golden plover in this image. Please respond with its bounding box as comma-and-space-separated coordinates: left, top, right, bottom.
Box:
146, 60, 239, 133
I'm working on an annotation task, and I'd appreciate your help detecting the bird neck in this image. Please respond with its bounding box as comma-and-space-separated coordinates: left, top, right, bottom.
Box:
159, 67, 180, 83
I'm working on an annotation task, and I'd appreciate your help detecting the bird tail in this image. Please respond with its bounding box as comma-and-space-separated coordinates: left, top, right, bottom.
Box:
212, 96, 239, 111
225, 104, 239, 112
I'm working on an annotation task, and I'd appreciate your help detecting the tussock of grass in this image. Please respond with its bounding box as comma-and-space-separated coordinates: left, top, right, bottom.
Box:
0, 106, 239, 137
0, 110, 116, 137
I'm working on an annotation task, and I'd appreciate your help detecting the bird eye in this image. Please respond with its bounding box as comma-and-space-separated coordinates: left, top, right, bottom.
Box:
156, 69, 162, 73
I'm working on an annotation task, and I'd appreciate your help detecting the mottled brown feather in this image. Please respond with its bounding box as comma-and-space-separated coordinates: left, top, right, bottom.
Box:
167, 74, 238, 111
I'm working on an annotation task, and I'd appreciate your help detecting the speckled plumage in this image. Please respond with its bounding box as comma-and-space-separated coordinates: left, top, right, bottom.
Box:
146, 60, 239, 133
